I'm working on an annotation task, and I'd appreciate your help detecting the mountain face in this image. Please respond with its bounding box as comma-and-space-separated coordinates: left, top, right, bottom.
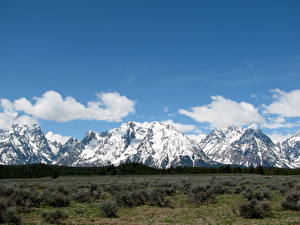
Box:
200, 126, 291, 168
0, 122, 299, 168
56, 121, 217, 168
199, 127, 244, 164
278, 133, 300, 168
0, 124, 54, 165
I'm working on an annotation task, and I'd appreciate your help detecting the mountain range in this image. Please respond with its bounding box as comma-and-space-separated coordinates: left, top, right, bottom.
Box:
0, 121, 299, 168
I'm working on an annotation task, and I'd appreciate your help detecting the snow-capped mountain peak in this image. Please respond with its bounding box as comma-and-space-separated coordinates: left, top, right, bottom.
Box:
0, 122, 299, 168
278, 132, 300, 168
201, 126, 291, 167
0, 123, 55, 165
54, 121, 217, 168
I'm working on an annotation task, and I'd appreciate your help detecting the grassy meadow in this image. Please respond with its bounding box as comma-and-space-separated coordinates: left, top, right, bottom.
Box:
0, 174, 300, 225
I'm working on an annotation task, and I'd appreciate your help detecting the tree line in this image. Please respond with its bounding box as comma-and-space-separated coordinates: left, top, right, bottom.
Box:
0, 163, 299, 179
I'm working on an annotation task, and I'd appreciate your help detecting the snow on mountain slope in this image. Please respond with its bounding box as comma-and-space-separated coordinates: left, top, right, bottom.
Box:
0, 124, 55, 164
0, 121, 299, 168
278, 132, 300, 168
61, 121, 216, 168
54, 137, 84, 165
201, 126, 291, 168
125, 122, 215, 168
200, 127, 244, 164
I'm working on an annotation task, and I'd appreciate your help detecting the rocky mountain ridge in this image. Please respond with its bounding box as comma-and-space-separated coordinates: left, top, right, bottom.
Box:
0, 122, 299, 168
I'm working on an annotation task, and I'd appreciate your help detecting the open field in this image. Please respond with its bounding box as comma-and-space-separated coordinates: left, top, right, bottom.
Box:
1, 174, 300, 225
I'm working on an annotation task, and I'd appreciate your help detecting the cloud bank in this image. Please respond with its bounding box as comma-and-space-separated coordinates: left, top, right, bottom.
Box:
0, 90, 135, 124
179, 96, 264, 128
264, 89, 300, 117
162, 119, 200, 133
45, 131, 70, 145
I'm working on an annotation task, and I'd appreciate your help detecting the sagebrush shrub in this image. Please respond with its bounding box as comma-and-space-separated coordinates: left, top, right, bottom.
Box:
209, 185, 226, 195
281, 190, 300, 210
239, 199, 272, 218
73, 189, 91, 203
42, 209, 68, 224
99, 201, 119, 218
146, 189, 171, 207
10, 189, 41, 212
188, 191, 216, 204
56, 186, 69, 195
99, 191, 113, 201
242, 188, 271, 201
0, 184, 13, 197
116, 189, 171, 208
188, 185, 216, 204
43, 192, 70, 207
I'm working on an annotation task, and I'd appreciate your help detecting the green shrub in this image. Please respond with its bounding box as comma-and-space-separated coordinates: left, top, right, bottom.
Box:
239, 200, 272, 218
2, 207, 21, 225
99, 201, 119, 218
99, 191, 113, 201
42, 209, 68, 224
0, 198, 9, 223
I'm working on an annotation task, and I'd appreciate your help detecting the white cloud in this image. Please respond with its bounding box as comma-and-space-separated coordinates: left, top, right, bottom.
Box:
0, 111, 38, 130
45, 131, 70, 145
0, 99, 38, 129
268, 133, 293, 143
187, 133, 207, 142
262, 121, 300, 129
163, 106, 169, 113
162, 119, 200, 133
179, 96, 264, 128
264, 89, 300, 117
1, 90, 135, 122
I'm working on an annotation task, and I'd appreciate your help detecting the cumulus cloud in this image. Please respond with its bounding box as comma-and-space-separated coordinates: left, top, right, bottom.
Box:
264, 89, 300, 117
268, 133, 293, 143
1, 90, 135, 122
45, 131, 70, 144
162, 119, 200, 133
0, 111, 38, 130
179, 96, 264, 128
0, 99, 38, 129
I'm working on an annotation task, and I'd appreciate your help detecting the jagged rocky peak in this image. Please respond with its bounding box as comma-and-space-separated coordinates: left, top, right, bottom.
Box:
82, 130, 98, 144
0, 123, 54, 165
0, 121, 299, 168
9, 123, 43, 138
201, 125, 291, 168
279, 132, 300, 168
281, 132, 300, 146
62, 121, 216, 168
239, 126, 274, 146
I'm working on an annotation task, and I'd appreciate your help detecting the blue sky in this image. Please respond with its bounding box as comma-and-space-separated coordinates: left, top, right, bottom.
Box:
0, 0, 300, 142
